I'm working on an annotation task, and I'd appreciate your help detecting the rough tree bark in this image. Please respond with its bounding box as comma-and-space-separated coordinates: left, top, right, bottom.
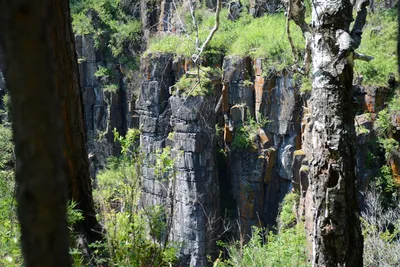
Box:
0, 0, 102, 265
286, 0, 369, 265
55, 0, 103, 246
0, 0, 72, 266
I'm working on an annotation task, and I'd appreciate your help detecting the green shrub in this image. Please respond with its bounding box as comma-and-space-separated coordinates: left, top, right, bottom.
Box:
92, 129, 178, 266
71, 0, 141, 66
375, 91, 400, 160
0, 170, 21, 267
0, 124, 21, 266
232, 112, 270, 150
174, 67, 221, 96
216, 192, 309, 267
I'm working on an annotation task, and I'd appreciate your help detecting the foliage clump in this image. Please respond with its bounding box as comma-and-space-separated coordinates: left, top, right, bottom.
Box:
146, 8, 303, 70
92, 128, 178, 266
215, 192, 309, 267
232, 112, 270, 150
71, 0, 141, 62
174, 67, 221, 96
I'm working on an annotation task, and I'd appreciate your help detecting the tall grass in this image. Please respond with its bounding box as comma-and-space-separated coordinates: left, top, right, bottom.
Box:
146, 9, 304, 68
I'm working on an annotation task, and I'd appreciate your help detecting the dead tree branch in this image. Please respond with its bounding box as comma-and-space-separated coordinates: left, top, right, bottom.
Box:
286, 2, 299, 64
354, 52, 374, 61
192, 0, 221, 64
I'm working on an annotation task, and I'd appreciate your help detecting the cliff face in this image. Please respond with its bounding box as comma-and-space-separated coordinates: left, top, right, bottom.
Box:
75, 34, 137, 174
137, 54, 220, 266
134, 52, 303, 264
70, 36, 399, 263
220, 56, 302, 236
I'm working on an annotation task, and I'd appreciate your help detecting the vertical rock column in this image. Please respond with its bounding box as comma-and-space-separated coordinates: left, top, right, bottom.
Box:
137, 53, 175, 206
169, 93, 219, 266
75, 34, 132, 170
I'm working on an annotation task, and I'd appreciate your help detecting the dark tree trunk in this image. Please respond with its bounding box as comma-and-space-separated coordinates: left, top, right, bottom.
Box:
0, 0, 71, 266
307, 0, 363, 266
0, 0, 102, 265
54, 0, 103, 245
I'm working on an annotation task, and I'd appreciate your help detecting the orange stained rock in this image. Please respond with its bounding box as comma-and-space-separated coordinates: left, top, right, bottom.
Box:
365, 94, 375, 113
258, 128, 269, 146
224, 124, 232, 143
254, 59, 263, 76
222, 83, 229, 113
239, 184, 255, 219
254, 76, 264, 121
264, 149, 277, 183
390, 157, 400, 185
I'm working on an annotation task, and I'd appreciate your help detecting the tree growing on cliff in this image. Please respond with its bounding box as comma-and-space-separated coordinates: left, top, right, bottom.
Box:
0, 0, 102, 265
285, 0, 372, 265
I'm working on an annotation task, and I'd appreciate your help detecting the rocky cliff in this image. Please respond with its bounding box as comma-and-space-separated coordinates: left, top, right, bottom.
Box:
134, 52, 304, 264
0, 1, 398, 266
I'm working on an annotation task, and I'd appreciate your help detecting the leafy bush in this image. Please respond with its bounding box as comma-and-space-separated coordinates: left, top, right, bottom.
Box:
92, 129, 178, 266
232, 112, 270, 150
0, 124, 19, 266
215, 192, 309, 267
174, 67, 221, 96
71, 0, 141, 60
0, 170, 21, 267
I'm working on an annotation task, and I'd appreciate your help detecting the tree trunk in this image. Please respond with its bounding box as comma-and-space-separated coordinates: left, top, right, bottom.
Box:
0, 0, 71, 266
308, 0, 363, 266
0, 0, 103, 265
54, 0, 103, 245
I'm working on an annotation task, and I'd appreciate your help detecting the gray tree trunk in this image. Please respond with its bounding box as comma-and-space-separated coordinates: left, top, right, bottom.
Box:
307, 0, 363, 266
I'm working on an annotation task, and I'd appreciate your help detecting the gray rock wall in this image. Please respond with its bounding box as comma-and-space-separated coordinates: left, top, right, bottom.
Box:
75, 34, 137, 173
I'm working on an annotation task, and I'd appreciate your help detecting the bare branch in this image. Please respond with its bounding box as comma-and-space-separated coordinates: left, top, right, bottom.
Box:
283, 0, 312, 75
351, 0, 369, 49
354, 52, 374, 61
188, 0, 199, 48
192, 0, 221, 64
286, 3, 299, 64
171, 0, 195, 44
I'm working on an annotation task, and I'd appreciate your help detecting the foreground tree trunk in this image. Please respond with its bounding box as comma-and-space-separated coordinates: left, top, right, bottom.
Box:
54, 0, 103, 245
0, 1, 71, 266
286, 0, 368, 265
0, 0, 102, 265
307, 1, 365, 266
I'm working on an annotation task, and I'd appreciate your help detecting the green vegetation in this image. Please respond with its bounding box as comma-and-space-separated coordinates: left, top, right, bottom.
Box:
355, 9, 398, 85
0, 124, 21, 267
147, 9, 303, 69
91, 128, 178, 266
371, 90, 400, 206
375, 91, 400, 160
71, 0, 141, 62
174, 67, 221, 96
232, 112, 270, 150
215, 192, 309, 267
